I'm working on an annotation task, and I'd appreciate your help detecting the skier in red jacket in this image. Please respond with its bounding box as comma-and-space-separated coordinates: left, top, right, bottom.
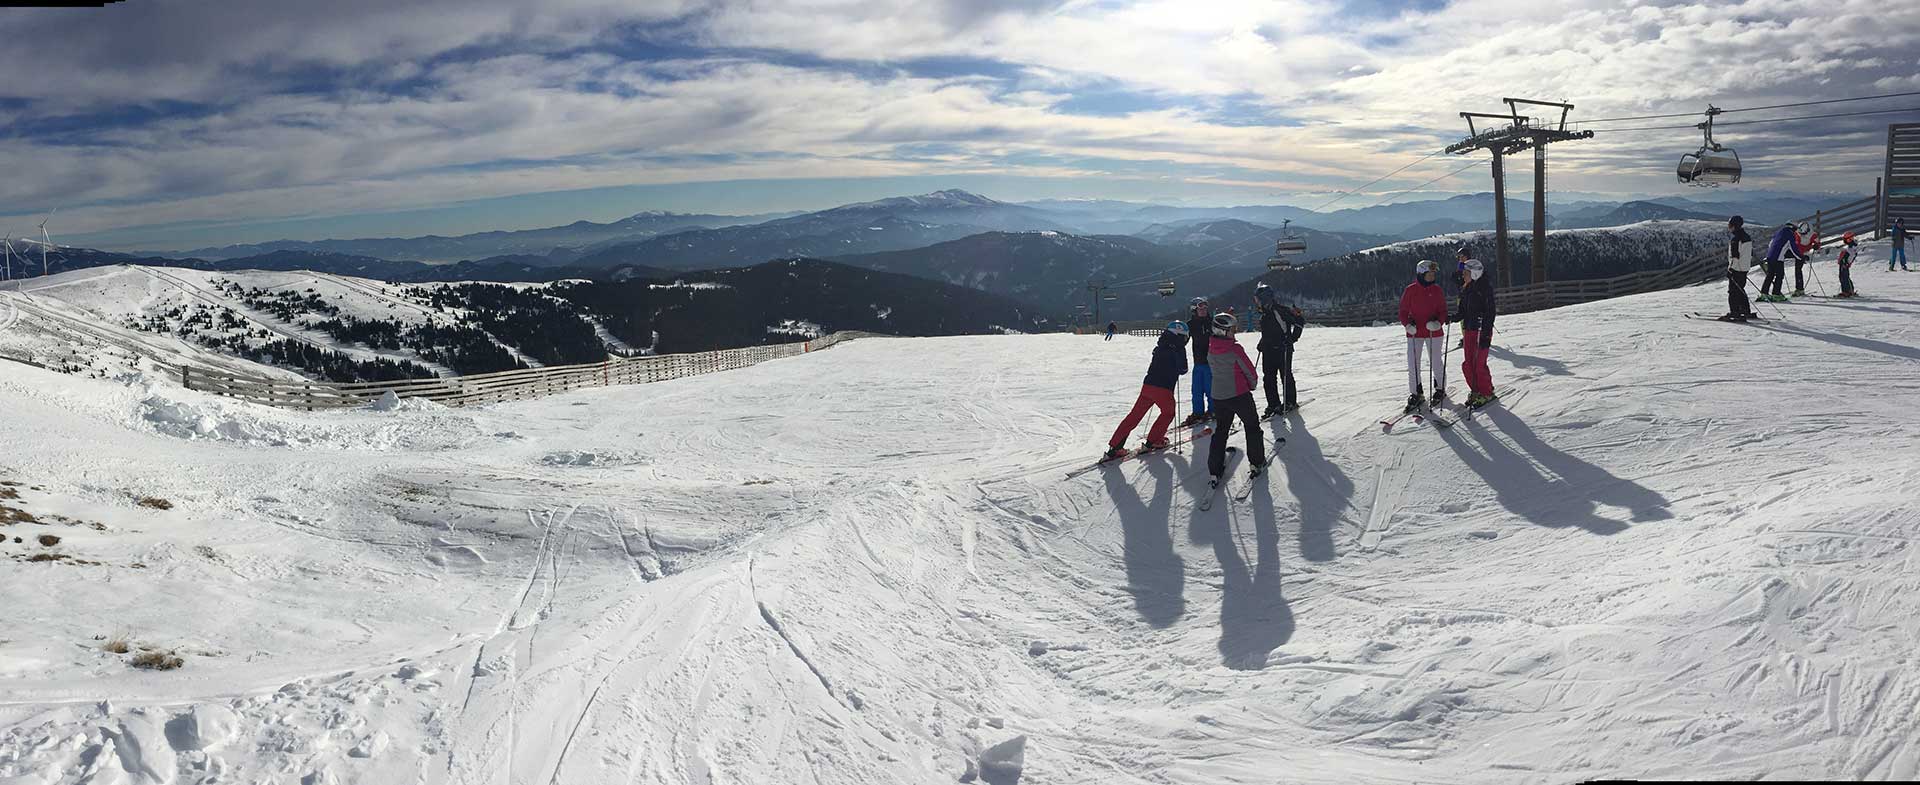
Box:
1398, 260, 1449, 412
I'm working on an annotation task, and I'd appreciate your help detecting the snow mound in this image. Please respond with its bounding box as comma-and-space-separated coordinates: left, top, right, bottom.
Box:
137, 385, 477, 450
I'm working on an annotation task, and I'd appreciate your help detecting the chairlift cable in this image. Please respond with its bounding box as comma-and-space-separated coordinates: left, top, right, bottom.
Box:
1576, 90, 1920, 125
1588, 104, 1920, 134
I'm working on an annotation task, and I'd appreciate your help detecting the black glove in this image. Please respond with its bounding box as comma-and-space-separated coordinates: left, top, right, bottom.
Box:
1478, 333, 1492, 349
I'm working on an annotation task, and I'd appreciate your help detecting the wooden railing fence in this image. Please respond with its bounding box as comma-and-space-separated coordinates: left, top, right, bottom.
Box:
181, 331, 872, 410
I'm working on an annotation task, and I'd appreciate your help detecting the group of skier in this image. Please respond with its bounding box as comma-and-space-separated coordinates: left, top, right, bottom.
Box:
1720, 215, 1899, 321
1102, 245, 1501, 489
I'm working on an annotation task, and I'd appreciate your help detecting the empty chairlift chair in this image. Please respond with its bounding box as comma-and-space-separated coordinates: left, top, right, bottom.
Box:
1157, 280, 1176, 297
1677, 106, 1740, 187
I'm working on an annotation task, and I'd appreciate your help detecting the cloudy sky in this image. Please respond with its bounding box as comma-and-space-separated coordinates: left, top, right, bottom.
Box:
3, 0, 1917, 250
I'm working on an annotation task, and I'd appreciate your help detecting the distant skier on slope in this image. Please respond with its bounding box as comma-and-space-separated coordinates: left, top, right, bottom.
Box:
1759, 222, 1805, 302
1253, 282, 1304, 419
1454, 249, 1497, 408
1103, 321, 1189, 461
1105, 321, 1117, 341
1836, 231, 1860, 298
1893, 218, 1911, 272
1398, 260, 1449, 412
1206, 312, 1268, 487
1725, 216, 1757, 320
1180, 297, 1213, 427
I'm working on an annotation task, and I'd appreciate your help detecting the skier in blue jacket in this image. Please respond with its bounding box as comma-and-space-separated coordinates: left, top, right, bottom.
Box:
1759, 223, 1806, 301
1894, 218, 1911, 272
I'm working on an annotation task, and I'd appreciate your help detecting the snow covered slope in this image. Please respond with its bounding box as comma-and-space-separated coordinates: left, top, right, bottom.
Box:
3, 244, 1919, 783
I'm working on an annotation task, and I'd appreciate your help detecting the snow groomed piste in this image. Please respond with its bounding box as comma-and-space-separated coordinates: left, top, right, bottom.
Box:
4, 242, 1920, 782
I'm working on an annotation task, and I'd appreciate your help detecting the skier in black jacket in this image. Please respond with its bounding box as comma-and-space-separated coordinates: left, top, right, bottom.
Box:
1253, 282, 1304, 419
1103, 321, 1189, 460
1455, 254, 1497, 407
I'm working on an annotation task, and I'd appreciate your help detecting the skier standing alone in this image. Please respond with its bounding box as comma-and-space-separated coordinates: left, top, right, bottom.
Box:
1104, 321, 1117, 341
1726, 216, 1757, 320
1254, 282, 1305, 419
1398, 260, 1449, 412
1206, 312, 1268, 487
1102, 321, 1189, 460
1455, 250, 1497, 407
1181, 297, 1213, 427
1893, 218, 1911, 272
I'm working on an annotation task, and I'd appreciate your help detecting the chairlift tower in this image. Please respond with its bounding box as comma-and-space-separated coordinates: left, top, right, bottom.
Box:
1445, 98, 1593, 287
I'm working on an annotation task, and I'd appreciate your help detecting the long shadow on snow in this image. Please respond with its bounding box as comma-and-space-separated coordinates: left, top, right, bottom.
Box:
1438, 406, 1670, 535
1201, 480, 1294, 670
1272, 417, 1352, 562
1491, 345, 1572, 376
1751, 320, 1920, 363
1103, 456, 1188, 628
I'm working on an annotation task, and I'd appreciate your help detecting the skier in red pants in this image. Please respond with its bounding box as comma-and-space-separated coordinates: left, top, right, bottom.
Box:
1103, 321, 1190, 460
1455, 253, 1497, 407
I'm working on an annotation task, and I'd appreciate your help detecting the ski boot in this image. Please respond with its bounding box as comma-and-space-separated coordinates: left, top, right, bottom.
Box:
1260, 404, 1279, 420
1141, 438, 1170, 452
1178, 412, 1205, 428
1280, 401, 1300, 416
1249, 457, 1269, 479
1466, 392, 1493, 408
1791, 289, 1806, 297
1101, 445, 1128, 462
1429, 388, 1448, 407
1404, 392, 1423, 414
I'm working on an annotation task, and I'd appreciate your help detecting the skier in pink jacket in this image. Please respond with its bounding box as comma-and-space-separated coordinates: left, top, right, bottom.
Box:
1205, 311, 1268, 487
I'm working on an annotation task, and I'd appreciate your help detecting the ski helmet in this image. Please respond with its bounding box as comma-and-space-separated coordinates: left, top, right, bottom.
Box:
1415, 259, 1437, 276
1729, 215, 1744, 228
1453, 246, 1470, 259
1254, 282, 1276, 308
1843, 230, 1856, 242
1166, 320, 1188, 336
1460, 258, 1484, 281
1211, 311, 1236, 334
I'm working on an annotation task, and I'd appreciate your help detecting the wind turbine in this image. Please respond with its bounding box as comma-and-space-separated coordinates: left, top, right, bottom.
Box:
37, 210, 55, 278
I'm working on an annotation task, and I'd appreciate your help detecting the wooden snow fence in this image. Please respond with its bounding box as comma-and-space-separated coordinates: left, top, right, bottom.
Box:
179, 331, 871, 410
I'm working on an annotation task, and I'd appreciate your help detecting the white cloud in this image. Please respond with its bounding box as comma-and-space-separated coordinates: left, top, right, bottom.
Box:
1, 0, 1917, 240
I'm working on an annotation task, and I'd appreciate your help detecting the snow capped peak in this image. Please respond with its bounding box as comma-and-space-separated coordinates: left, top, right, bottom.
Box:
832, 189, 1003, 212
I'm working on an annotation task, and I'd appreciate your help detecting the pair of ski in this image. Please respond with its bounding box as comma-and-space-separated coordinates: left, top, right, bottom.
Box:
1198, 445, 1277, 512
1685, 312, 1770, 323
1380, 401, 1455, 432
1378, 385, 1517, 432
1064, 421, 1229, 479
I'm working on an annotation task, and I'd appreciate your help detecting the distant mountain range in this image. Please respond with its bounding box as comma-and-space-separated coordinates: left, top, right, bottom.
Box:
156, 210, 794, 263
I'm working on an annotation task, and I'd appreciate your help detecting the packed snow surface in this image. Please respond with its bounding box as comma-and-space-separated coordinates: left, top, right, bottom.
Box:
3, 245, 1920, 783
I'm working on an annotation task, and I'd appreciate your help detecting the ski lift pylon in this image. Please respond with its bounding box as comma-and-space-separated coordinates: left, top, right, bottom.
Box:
1678, 105, 1741, 187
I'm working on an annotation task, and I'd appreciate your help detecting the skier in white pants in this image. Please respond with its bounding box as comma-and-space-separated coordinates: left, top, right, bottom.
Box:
1397, 259, 1450, 412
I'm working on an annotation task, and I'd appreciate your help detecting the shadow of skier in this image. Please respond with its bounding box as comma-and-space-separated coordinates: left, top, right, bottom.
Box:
1103, 457, 1188, 629
1439, 406, 1670, 534
1753, 320, 1920, 363
1273, 418, 1352, 563
1213, 480, 1294, 670
1490, 344, 1572, 376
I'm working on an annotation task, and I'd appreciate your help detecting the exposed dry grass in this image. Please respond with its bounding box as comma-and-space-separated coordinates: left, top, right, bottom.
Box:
101, 634, 131, 654
25, 553, 67, 563
36, 534, 59, 547
130, 650, 184, 671
136, 497, 173, 511
0, 502, 35, 525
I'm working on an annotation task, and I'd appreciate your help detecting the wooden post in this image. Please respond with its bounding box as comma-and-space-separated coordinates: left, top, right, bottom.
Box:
1491, 149, 1511, 288
180, 366, 191, 389
1875, 176, 1886, 240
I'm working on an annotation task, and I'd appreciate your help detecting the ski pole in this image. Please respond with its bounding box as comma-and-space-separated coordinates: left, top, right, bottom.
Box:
1806, 255, 1830, 296
1745, 275, 1785, 320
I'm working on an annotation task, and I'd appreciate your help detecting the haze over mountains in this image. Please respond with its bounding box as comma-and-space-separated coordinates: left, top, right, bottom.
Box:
13, 187, 1859, 327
